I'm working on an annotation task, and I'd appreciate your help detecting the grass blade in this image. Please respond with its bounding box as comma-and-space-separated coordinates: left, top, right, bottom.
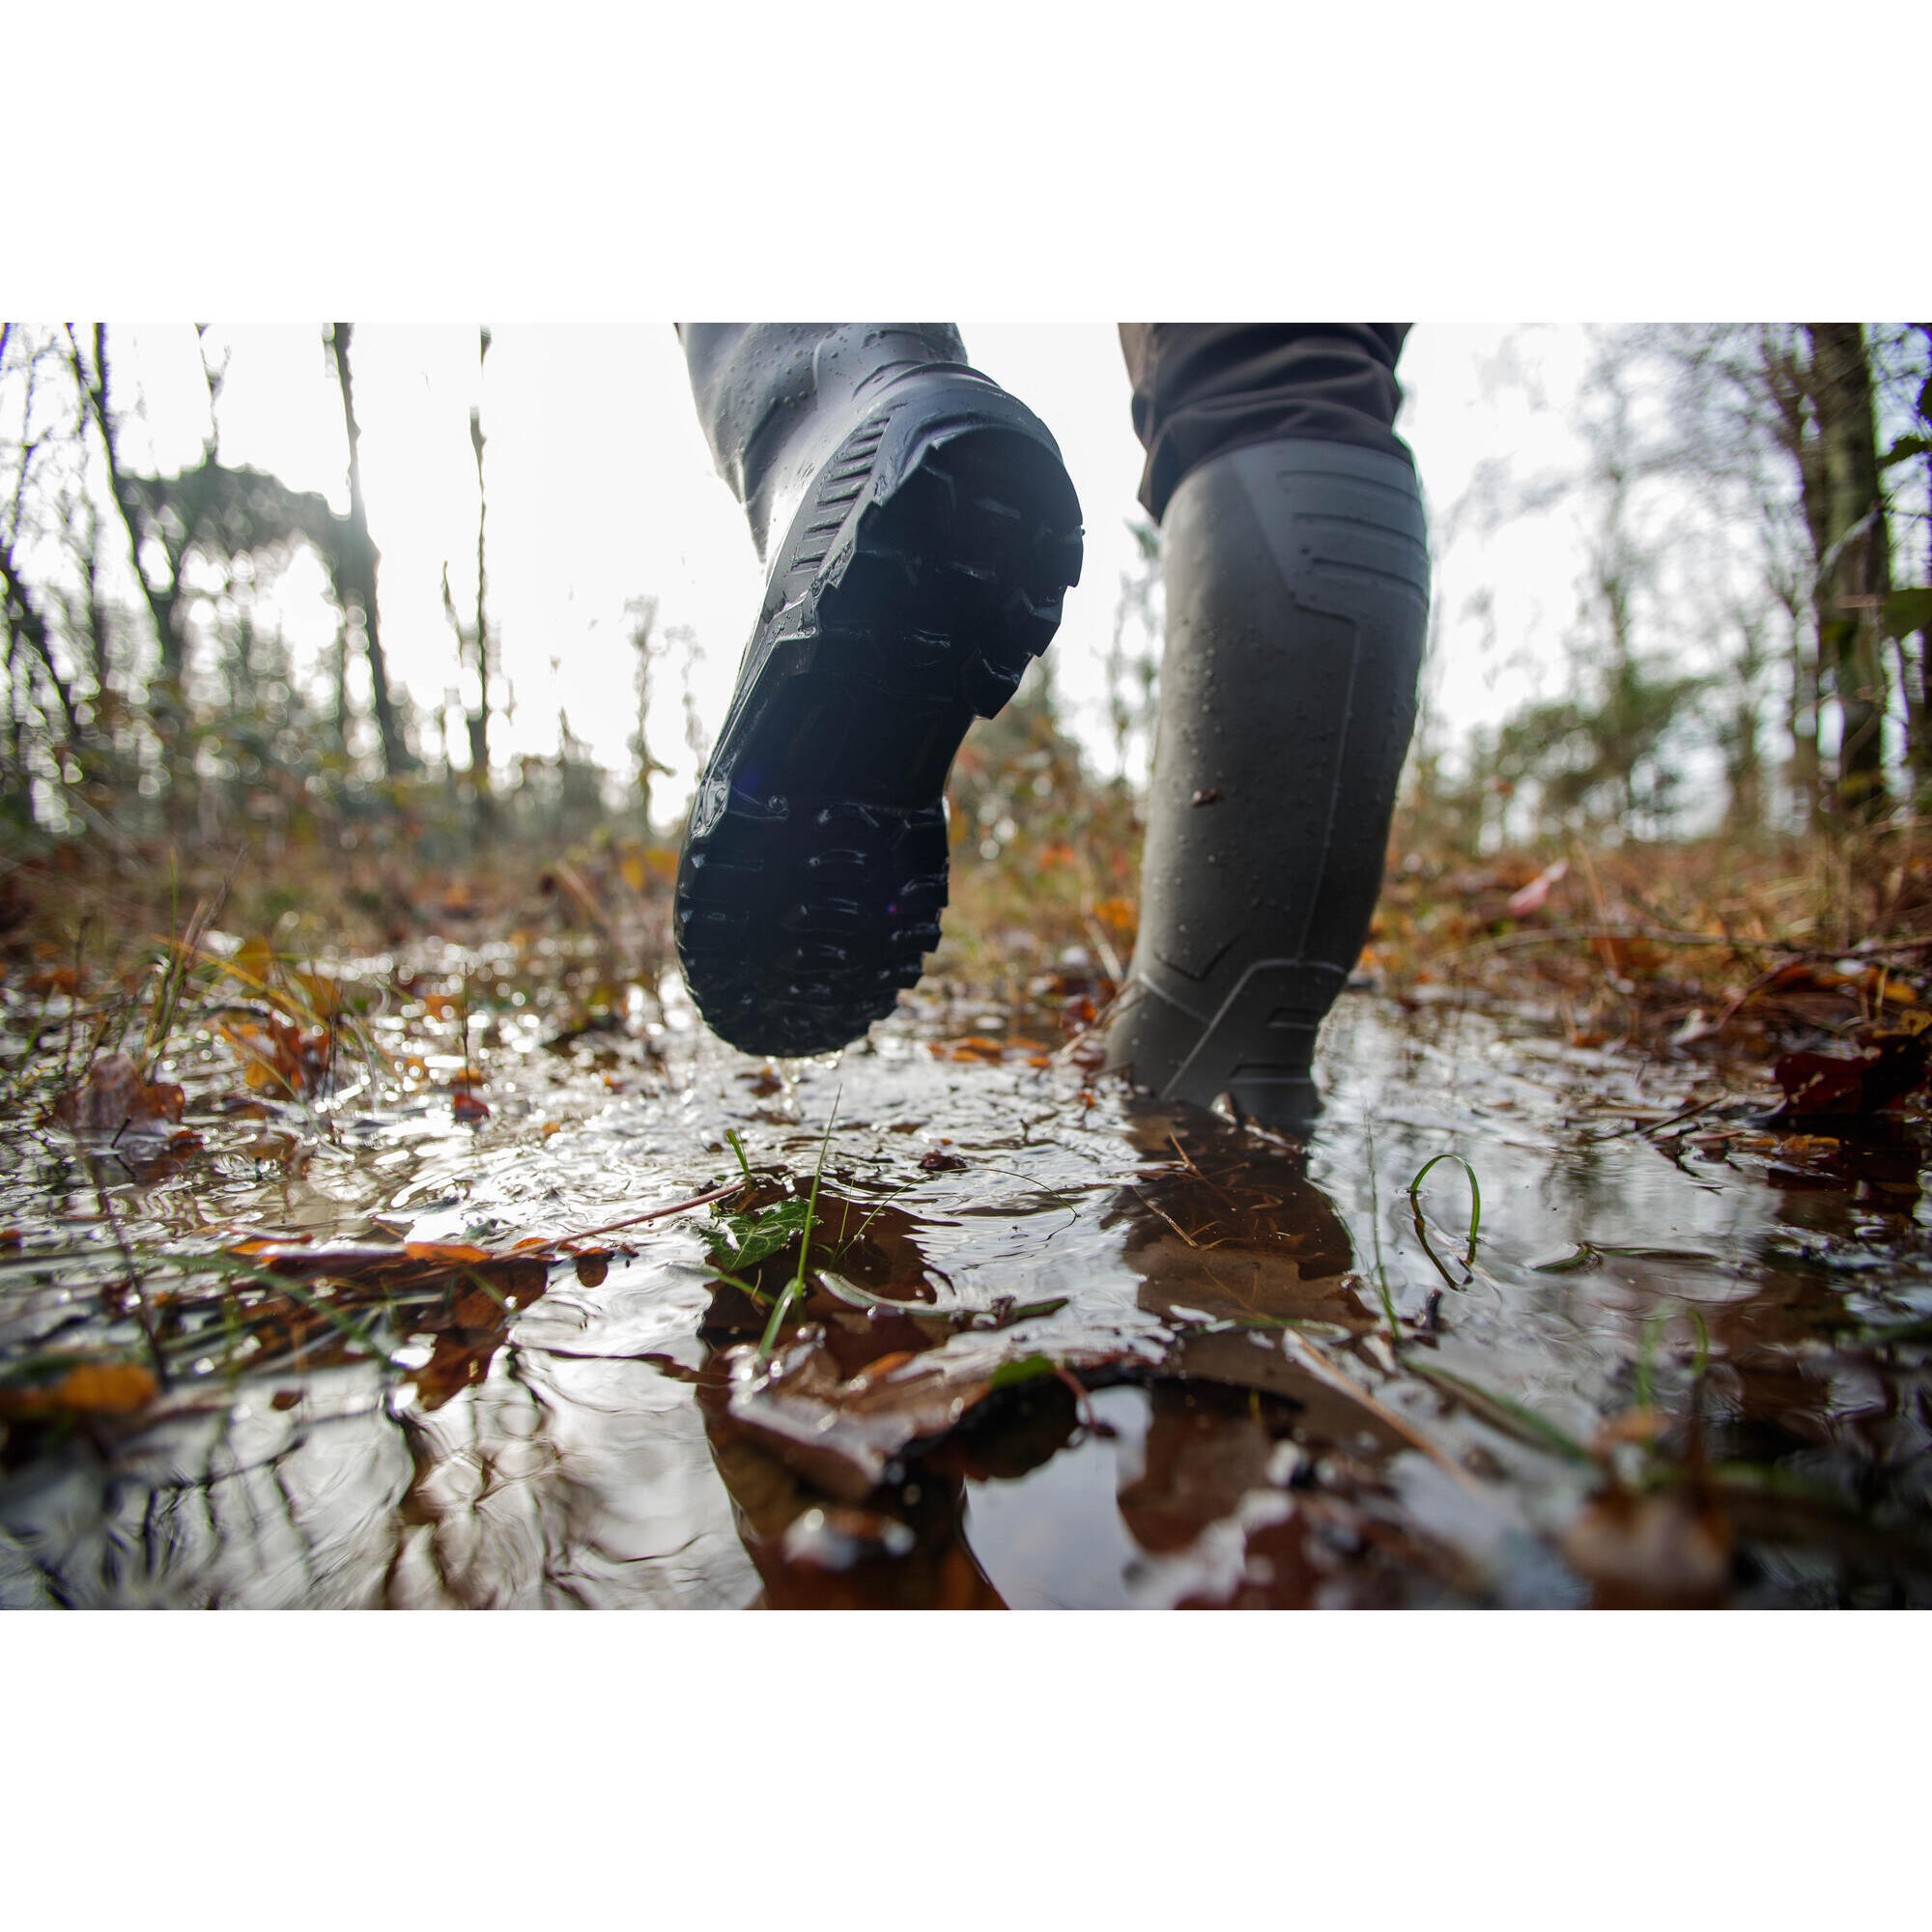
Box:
758, 1087, 839, 1361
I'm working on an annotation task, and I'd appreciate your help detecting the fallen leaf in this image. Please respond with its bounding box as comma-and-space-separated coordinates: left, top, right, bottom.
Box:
0, 1360, 158, 1420
59, 1362, 158, 1414
1773, 1023, 1932, 1118
1506, 858, 1569, 918
708, 1328, 1144, 1500
1560, 1489, 1732, 1608
51, 1052, 185, 1131
706, 1198, 812, 1273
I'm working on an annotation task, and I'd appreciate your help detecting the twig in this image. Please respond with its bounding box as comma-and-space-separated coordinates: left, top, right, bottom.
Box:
547, 1181, 743, 1247
1276, 1327, 1479, 1491
1128, 1182, 1203, 1248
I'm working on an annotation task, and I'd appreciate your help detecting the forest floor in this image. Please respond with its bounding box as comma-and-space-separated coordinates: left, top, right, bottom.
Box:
4, 812, 1932, 1607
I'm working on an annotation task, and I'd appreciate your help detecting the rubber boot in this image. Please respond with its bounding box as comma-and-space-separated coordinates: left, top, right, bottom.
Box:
1103, 439, 1429, 1128
675, 326, 1083, 1057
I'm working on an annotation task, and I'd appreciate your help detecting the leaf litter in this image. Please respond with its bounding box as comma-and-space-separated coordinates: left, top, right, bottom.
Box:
5, 917, 1932, 1607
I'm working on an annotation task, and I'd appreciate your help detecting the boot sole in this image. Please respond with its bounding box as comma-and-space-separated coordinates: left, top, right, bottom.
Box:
676, 414, 1083, 1056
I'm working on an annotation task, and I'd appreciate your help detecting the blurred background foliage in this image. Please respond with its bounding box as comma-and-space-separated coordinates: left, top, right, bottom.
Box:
2, 321, 1929, 972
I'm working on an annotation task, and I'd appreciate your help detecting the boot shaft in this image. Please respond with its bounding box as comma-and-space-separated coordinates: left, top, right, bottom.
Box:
680, 324, 971, 559
1107, 437, 1429, 1125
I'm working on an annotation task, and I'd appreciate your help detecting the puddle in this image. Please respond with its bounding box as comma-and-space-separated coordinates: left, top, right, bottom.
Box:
4, 946, 1931, 1608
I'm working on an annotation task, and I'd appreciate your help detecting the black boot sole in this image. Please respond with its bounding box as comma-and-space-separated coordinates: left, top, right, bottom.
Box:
676, 405, 1083, 1057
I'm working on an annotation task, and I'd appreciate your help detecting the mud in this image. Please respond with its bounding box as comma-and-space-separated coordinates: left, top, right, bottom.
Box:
4, 944, 1929, 1608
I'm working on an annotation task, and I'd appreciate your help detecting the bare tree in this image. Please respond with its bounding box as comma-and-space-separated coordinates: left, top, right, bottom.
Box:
326, 324, 410, 779
626, 593, 673, 832
455, 327, 496, 825
65, 324, 191, 799
1805, 325, 1893, 816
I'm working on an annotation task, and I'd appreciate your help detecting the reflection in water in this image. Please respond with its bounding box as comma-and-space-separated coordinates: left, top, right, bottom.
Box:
5, 966, 1932, 1608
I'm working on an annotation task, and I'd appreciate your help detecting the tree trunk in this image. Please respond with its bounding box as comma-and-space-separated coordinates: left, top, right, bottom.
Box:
0, 545, 80, 741
464, 328, 496, 828
1805, 324, 1893, 818
327, 324, 410, 779
1918, 323, 1932, 803
81, 500, 112, 696
468, 401, 491, 788
2, 627, 27, 819
68, 326, 190, 809
1758, 329, 1826, 831
1784, 597, 1822, 828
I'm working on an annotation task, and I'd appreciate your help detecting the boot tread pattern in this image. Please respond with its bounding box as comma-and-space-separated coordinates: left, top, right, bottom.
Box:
676, 428, 1082, 1057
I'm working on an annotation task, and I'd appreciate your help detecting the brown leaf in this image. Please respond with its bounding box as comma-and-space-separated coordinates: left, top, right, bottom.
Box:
59, 1362, 158, 1414
1774, 1023, 1932, 1118
711, 1328, 1153, 1501
930, 1035, 1009, 1063
929, 1035, 1051, 1065
51, 1052, 185, 1131
0, 1360, 157, 1420
1560, 1490, 1732, 1608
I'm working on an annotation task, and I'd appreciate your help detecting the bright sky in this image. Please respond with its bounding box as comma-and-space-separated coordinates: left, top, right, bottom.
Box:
105, 320, 1599, 819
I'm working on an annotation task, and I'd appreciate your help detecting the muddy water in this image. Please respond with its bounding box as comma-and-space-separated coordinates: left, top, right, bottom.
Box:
4, 952, 1929, 1608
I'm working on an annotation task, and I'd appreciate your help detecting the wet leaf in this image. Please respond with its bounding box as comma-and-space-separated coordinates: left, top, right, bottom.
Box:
843, 1350, 917, 1388
214, 934, 277, 997
1594, 1408, 1666, 1449
50, 1052, 185, 1131
58, 1362, 159, 1414
706, 1325, 1160, 1499
987, 1352, 1057, 1391
706, 1198, 811, 1273
0, 1360, 157, 1419
1560, 1489, 1731, 1608
1773, 1023, 1932, 1118
931, 1035, 1011, 1063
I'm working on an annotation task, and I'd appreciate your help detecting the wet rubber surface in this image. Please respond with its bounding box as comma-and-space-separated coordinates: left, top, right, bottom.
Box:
4, 947, 1929, 1608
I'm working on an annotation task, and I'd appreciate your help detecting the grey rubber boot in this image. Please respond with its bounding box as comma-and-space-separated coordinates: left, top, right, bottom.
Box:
1103, 438, 1429, 1128
674, 326, 1083, 1056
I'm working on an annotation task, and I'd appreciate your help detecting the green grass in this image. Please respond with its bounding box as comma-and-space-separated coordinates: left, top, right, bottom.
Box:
757, 1089, 840, 1361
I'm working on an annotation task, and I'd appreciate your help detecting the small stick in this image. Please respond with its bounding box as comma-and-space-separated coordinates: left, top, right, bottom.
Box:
552, 1181, 743, 1246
